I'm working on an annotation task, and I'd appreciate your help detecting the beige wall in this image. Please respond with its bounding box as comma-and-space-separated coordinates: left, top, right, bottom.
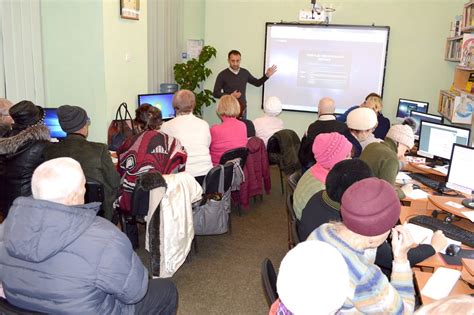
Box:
42, 0, 148, 143
42, 0, 107, 142
199, 0, 465, 136
102, 0, 148, 141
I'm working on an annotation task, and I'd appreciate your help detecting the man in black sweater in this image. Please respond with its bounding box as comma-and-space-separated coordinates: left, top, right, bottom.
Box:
213, 50, 277, 117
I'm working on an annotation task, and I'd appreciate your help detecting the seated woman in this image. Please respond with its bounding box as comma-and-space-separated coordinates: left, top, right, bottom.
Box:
360, 124, 415, 199
346, 107, 378, 154
161, 90, 213, 185
300, 159, 446, 278
337, 92, 391, 139
0, 101, 50, 217
253, 96, 284, 146
210, 95, 247, 165
117, 104, 187, 213
293, 132, 352, 220
308, 178, 417, 314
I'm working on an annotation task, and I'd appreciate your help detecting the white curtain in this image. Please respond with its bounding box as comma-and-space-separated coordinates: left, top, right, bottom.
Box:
0, 0, 45, 104
148, 0, 183, 93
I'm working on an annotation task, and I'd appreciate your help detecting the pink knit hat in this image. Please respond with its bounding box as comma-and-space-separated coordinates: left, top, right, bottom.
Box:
313, 132, 352, 169
340, 178, 400, 237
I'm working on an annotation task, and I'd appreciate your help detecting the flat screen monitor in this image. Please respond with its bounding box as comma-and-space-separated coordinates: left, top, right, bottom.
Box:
44, 108, 67, 139
409, 110, 444, 140
137, 93, 176, 120
396, 98, 429, 120
417, 121, 471, 161
446, 144, 474, 195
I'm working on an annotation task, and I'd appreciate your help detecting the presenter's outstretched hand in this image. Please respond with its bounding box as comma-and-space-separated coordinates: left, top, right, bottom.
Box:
231, 90, 241, 99
266, 65, 277, 77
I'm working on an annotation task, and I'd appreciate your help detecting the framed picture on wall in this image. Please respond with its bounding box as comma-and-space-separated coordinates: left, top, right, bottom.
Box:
120, 0, 140, 20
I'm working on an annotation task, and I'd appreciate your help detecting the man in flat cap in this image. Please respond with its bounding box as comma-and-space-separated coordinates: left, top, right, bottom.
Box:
43, 105, 120, 220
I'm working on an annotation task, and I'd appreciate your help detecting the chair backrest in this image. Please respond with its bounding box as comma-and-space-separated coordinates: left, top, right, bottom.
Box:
287, 171, 302, 195
266, 135, 280, 165
261, 258, 278, 307
267, 135, 281, 154
219, 147, 248, 168
287, 194, 301, 246
85, 181, 104, 216
268, 129, 301, 175
132, 172, 166, 217
202, 163, 234, 194
0, 297, 45, 314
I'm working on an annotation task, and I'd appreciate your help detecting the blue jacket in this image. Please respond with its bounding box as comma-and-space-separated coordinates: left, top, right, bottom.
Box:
0, 197, 148, 314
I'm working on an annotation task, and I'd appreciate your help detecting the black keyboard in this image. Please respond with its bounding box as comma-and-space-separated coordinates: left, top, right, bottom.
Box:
409, 173, 444, 191
409, 215, 474, 247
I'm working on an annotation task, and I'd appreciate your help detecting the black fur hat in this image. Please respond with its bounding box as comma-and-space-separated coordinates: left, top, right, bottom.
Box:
326, 159, 373, 203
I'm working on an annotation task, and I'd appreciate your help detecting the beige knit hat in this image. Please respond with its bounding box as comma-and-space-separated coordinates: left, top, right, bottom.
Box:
386, 124, 415, 149
347, 107, 377, 131
263, 96, 282, 116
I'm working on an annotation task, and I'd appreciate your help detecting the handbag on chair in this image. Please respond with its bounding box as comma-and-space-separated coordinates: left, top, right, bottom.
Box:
107, 102, 136, 151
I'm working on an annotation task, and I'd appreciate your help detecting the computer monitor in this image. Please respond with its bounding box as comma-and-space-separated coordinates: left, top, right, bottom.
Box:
44, 108, 67, 139
137, 93, 176, 120
446, 144, 474, 208
409, 110, 444, 140
396, 98, 429, 119
417, 121, 471, 162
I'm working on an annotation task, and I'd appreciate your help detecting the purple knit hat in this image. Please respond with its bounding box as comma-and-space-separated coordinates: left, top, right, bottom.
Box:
313, 132, 352, 169
340, 178, 400, 236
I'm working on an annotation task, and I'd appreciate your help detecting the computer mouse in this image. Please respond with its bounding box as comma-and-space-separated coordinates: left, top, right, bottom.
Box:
445, 244, 461, 257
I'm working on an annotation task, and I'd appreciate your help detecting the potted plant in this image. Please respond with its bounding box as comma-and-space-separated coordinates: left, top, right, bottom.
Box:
173, 45, 217, 116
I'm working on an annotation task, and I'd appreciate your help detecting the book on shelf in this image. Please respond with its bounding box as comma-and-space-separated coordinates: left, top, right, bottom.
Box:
446, 38, 462, 60
460, 34, 474, 67
454, 15, 463, 36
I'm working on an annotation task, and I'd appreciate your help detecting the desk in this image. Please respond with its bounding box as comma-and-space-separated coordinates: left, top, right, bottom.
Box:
427, 195, 472, 221
414, 270, 473, 305
401, 202, 473, 270
406, 162, 446, 180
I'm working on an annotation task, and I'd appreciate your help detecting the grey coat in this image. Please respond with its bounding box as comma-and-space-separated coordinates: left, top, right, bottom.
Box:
0, 197, 148, 314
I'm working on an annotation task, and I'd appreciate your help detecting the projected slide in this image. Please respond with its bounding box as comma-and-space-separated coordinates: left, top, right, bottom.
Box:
263, 24, 389, 114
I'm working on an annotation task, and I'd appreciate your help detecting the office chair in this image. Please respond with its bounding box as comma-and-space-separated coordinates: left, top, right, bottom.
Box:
286, 194, 301, 249
261, 258, 279, 307
267, 135, 285, 194
85, 181, 104, 217
219, 147, 248, 168
219, 147, 248, 215
287, 170, 302, 195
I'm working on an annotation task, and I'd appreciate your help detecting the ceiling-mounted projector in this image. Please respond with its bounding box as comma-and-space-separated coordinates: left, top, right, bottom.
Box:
299, 0, 335, 23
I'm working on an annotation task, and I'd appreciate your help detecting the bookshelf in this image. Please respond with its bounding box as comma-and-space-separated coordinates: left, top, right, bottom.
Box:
439, 2, 474, 126
445, 36, 462, 61
462, 0, 474, 31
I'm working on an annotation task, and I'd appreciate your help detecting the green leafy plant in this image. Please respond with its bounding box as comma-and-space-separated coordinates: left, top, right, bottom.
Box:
173, 45, 217, 116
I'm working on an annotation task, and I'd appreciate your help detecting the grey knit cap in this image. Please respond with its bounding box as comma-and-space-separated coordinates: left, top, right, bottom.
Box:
57, 105, 88, 133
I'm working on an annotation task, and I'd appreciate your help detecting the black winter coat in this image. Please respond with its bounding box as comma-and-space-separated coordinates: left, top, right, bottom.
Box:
0, 125, 50, 215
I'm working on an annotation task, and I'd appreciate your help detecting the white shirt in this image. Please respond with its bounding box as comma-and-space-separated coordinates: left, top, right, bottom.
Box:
252, 115, 284, 147
161, 114, 213, 177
